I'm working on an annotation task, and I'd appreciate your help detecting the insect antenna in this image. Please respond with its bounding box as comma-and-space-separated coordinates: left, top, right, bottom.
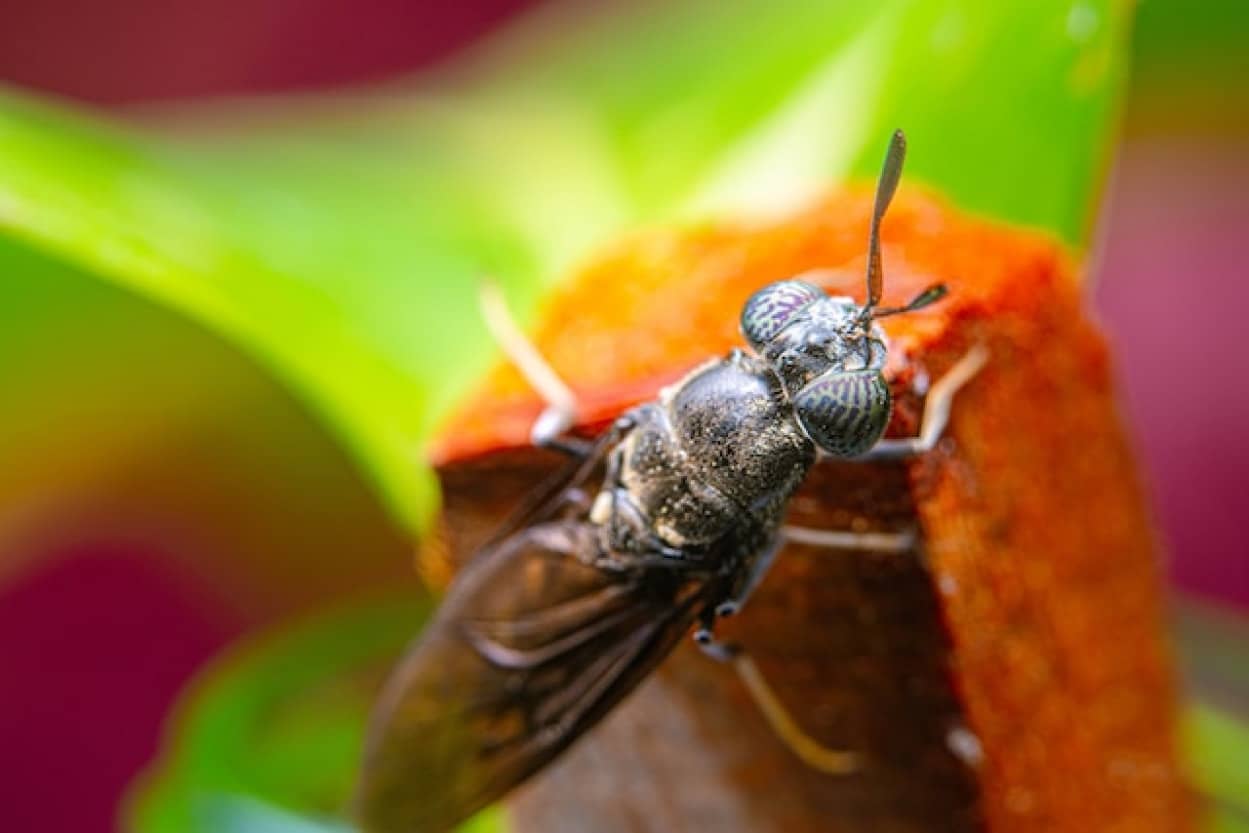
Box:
860, 128, 907, 326
872, 283, 948, 318
858, 130, 946, 334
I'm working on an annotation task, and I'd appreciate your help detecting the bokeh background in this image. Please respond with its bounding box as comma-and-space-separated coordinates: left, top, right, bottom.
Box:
0, 1, 1245, 832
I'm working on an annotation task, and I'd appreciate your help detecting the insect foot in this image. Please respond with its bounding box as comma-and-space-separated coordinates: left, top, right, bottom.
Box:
732, 652, 859, 776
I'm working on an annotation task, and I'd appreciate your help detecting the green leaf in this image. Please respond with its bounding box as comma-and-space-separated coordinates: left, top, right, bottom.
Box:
1177, 600, 1249, 831
124, 594, 508, 832
0, 234, 414, 614
167, 792, 505, 833
1186, 704, 1249, 824
0, 0, 1131, 537
189, 796, 351, 833
126, 596, 420, 831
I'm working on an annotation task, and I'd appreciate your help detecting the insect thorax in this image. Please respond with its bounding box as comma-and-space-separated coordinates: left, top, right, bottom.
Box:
595, 350, 815, 555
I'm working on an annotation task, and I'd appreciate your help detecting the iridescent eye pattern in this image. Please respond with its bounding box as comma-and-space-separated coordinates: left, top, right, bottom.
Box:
740, 280, 823, 350
794, 370, 892, 457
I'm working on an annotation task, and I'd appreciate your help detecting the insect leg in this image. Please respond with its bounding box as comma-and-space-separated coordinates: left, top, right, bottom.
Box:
698, 636, 858, 775
780, 524, 915, 554
845, 344, 988, 462
479, 280, 590, 457
710, 535, 784, 618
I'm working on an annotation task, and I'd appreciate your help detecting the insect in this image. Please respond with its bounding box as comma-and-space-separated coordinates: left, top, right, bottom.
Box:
354, 130, 988, 833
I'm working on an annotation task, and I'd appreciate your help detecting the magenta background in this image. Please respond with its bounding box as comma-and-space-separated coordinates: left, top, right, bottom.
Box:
0, 0, 530, 104
0, 4, 529, 831
0, 2, 1245, 832
1095, 138, 1249, 612
0, 546, 239, 832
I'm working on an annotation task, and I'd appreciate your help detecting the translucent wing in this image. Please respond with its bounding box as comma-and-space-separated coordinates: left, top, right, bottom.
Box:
477, 427, 620, 553
354, 519, 718, 833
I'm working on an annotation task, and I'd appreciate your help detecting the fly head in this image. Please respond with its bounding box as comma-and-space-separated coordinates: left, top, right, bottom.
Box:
738, 130, 947, 458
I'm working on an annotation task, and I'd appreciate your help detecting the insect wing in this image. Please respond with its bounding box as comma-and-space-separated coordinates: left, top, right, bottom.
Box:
478, 428, 618, 552
354, 519, 714, 833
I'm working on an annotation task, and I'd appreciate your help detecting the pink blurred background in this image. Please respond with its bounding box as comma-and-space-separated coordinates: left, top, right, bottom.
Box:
0, 2, 1245, 831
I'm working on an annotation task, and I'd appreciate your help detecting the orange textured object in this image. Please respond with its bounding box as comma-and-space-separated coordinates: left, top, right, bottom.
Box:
428, 189, 1196, 833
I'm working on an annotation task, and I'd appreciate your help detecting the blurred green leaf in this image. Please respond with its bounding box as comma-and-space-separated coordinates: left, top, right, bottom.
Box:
1133, 0, 1249, 85
155, 789, 504, 833
126, 596, 426, 832
188, 795, 505, 833
126, 593, 507, 832
1207, 812, 1249, 833
0, 235, 412, 614
1178, 600, 1249, 832
189, 796, 351, 833
0, 0, 1131, 537
1186, 704, 1249, 828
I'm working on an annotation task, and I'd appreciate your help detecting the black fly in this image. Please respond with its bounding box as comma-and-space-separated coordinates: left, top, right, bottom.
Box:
354, 131, 988, 833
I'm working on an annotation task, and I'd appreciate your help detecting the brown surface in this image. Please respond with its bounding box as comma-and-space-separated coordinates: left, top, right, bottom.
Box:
429, 190, 1196, 832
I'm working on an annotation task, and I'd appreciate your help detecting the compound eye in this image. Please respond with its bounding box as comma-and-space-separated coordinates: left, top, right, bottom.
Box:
794, 369, 891, 457
740, 280, 823, 350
